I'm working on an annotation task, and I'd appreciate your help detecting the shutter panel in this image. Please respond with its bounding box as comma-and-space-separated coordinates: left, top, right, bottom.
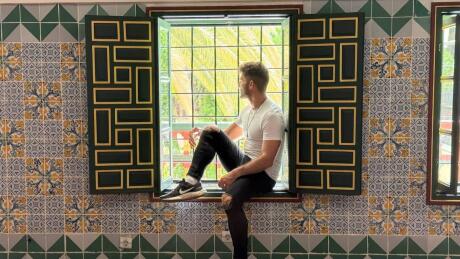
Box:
86, 16, 158, 194
289, 13, 364, 195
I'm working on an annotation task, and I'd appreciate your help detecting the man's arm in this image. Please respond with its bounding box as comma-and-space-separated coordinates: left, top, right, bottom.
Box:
223, 122, 243, 141
230, 139, 280, 177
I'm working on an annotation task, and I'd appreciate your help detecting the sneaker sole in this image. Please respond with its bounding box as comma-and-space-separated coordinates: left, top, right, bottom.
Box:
162, 189, 207, 201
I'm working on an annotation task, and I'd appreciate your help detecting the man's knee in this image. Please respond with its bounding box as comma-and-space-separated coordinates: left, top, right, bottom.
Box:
203, 125, 220, 133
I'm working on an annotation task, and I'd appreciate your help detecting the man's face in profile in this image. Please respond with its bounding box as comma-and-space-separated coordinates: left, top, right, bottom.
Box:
239, 74, 249, 98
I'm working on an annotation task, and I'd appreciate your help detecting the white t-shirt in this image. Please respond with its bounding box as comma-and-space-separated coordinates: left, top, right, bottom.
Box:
234, 97, 285, 181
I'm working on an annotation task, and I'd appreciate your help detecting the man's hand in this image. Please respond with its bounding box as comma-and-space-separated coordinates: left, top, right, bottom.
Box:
189, 125, 220, 148
188, 127, 201, 148
218, 170, 239, 190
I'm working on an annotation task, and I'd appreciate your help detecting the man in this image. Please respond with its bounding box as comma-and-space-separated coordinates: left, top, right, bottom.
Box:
161, 62, 285, 259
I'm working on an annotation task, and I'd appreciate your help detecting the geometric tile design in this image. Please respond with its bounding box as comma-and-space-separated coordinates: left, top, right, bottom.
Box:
0, 234, 456, 256
0, 0, 448, 258
0, 4, 147, 42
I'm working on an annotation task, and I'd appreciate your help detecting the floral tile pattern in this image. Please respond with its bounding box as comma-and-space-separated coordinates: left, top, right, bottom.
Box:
25, 158, 63, 195
0, 119, 25, 158
24, 81, 62, 120
63, 120, 87, 158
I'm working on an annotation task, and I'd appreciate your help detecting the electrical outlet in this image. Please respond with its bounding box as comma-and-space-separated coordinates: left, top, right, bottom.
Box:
222, 231, 232, 242
120, 236, 132, 249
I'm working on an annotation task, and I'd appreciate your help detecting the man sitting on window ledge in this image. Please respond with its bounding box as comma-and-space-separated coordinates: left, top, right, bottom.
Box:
160, 61, 285, 259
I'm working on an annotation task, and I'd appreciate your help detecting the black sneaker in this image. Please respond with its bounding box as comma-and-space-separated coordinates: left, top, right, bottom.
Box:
160, 179, 206, 201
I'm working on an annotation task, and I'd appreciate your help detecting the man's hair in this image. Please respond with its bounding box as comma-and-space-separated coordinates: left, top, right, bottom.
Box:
239, 62, 269, 93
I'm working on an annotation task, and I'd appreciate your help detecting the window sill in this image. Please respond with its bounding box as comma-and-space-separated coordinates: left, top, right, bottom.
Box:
150, 182, 301, 202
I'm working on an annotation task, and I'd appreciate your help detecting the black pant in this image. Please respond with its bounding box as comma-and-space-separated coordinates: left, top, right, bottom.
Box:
187, 129, 276, 259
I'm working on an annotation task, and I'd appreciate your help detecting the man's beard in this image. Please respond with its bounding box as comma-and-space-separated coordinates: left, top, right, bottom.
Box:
240, 85, 248, 98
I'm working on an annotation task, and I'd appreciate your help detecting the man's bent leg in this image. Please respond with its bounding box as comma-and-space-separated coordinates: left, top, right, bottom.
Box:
188, 129, 244, 181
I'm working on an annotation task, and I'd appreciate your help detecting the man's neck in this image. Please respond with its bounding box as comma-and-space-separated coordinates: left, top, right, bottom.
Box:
249, 94, 267, 110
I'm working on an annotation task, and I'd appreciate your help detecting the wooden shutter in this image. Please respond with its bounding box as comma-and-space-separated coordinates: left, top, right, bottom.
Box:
86, 16, 158, 194
289, 13, 364, 194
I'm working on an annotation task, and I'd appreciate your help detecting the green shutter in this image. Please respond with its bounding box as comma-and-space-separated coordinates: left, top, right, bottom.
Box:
86, 16, 158, 194
289, 13, 364, 194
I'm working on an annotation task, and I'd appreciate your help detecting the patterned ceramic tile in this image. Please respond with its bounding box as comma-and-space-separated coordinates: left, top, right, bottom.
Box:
63, 120, 88, 158
0, 119, 25, 158
24, 81, 62, 120
25, 158, 63, 195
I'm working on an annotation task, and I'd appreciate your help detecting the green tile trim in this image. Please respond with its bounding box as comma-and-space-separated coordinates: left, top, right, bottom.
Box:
311, 236, 329, 253
449, 238, 460, 255
40, 22, 58, 41
368, 237, 386, 254
330, 254, 348, 259
42, 4, 59, 23
158, 252, 176, 259
408, 237, 426, 255
141, 253, 158, 258
414, 0, 429, 17
390, 237, 408, 255
124, 5, 137, 16
140, 235, 157, 253
47, 236, 65, 253
3, 5, 20, 22
349, 255, 367, 259
2, 23, 19, 41
251, 236, 269, 253
359, 0, 372, 18
160, 235, 176, 253
67, 253, 84, 259
27, 235, 45, 253
289, 236, 307, 254
318, 0, 345, 14
85, 236, 102, 252
8, 253, 25, 259
179, 252, 196, 259
214, 235, 231, 253
97, 4, 109, 16
20, 5, 39, 23
79, 5, 97, 23
45, 253, 64, 259
272, 253, 290, 259
392, 17, 411, 36
394, 0, 413, 17
273, 236, 289, 253
61, 22, 79, 40
329, 237, 346, 254
372, 0, 391, 18
102, 235, 119, 252
66, 237, 82, 252
197, 236, 214, 253
216, 252, 232, 259
350, 237, 367, 254
28, 253, 46, 259
120, 252, 137, 259
414, 17, 430, 33
10, 236, 27, 252
430, 238, 448, 255
82, 253, 100, 259
22, 22, 41, 40
373, 17, 392, 36
195, 252, 214, 259
177, 235, 194, 253
104, 253, 121, 258
252, 253, 271, 259
135, 4, 146, 16
59, 4, 77, 23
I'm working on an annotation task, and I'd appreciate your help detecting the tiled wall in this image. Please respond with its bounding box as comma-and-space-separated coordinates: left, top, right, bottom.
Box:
1, 0, 458, 258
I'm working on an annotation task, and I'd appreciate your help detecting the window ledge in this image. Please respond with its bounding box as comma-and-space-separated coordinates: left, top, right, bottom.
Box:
150, 189, 301, 202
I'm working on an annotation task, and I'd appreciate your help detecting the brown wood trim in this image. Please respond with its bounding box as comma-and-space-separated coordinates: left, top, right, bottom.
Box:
149, 193, 302, 202
427, 2, 460, 205
146, 4, 303, 15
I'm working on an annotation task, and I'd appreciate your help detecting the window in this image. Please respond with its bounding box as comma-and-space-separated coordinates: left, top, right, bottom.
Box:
429, 3, 460, 204
161, 17, 290, 191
